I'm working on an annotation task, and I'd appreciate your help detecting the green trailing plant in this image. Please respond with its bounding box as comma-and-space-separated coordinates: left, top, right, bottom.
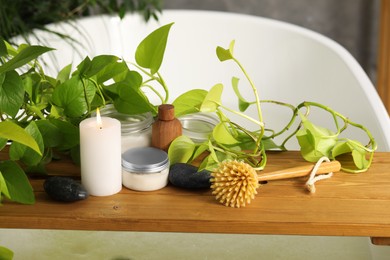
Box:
169, 40, 377, 173
0, 23, 172, 204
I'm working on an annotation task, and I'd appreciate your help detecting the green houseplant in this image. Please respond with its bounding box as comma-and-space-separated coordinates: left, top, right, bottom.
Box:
0, 22, 173, 205
0, 22, 377, 206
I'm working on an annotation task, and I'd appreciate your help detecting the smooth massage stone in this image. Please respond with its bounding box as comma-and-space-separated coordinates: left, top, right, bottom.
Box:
169, 163, 211, 189
44, 176, 89, 202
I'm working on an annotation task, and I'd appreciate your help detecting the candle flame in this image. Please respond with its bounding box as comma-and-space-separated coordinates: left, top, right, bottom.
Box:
96, 108, 102, 129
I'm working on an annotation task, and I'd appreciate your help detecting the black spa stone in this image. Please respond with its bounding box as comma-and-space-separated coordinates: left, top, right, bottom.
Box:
44, 176, 89, 202
169, 163, 211, 189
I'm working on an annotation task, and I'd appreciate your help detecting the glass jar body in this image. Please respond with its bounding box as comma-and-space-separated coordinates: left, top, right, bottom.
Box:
178, 112, 219, 143
98, 105, 153, 152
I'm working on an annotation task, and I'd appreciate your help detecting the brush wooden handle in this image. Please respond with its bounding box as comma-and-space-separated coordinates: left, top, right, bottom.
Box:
257, 160, 341, 182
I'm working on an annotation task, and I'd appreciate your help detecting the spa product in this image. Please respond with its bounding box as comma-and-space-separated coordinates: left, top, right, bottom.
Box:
152, 104, 182, 151
122, 147, 170, 191
79, 111, 122, 196
97, 105, 153, 152
169, 163, 211, 189
211, 160, 341, 208
44, 176, 88, 202
178, 112, 219, 143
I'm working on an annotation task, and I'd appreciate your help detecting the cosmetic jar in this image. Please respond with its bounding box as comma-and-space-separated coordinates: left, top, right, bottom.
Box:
178, 112, 219, 143
98, 105, 153, 152
122, 147, 170, 191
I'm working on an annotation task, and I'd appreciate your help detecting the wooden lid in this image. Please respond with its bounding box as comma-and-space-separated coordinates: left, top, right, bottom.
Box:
158, 104, 175, 121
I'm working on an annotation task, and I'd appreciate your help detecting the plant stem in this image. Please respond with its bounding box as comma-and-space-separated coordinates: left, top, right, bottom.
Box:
232, 57, 264, 153
130, 62, 169, 104
156, 72, 169, 103
141, 84, 164, 103
219, 104, 263, 127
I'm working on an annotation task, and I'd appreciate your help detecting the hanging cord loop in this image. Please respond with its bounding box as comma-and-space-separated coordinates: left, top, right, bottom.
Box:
305, 157, 334, 193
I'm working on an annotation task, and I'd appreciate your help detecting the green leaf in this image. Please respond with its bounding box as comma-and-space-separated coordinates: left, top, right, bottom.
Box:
296, 115, 337, 162
49, 105, 62, 119
96, 61, 129, 84
352, 148, 369, 170
9, 121, 44, 166
213, 122, 238, 145
114, 81, 155, 115
0, 245, 14, 260
0, 70, 24, 117
216, 40, 235, 62
52, 76, 96, 117
261, 138, 280, 150
0, 138, 7, 151
84, 55, 120, 78
57, 64, 72, 83
0, 45, 54, 74
0, 121, 41, 155
172, 89, 208, 117
75, 56, 92, 76
0, 160, 35, 204
0, 39, 7, 57
200, 84, 223, 112
168, 135, 196, 164
125, 70, 143, 88
35, 120, 62, 148
22, 74, 34, 99
332, 140, 369, 170
198, 149, 233, 172
49, 119, 80, 151
198, 154, 218, 172
104, 70, 143, 99
232, 77, 250, 112
191, 142, 209, 160
332, 141, 352, 158
0, 172, 10, 201
135, 23, 174, 74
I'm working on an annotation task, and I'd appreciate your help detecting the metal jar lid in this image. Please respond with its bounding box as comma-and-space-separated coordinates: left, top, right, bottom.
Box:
122, 147, 169, 173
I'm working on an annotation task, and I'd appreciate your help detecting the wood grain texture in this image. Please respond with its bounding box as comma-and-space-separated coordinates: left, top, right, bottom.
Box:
378, 0, 390, 114
1, 151, 390, 245
151, 104, 182, 151
257, 160, 341, 181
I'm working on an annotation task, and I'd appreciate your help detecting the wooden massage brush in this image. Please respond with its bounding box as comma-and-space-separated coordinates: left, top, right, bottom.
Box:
210, 159, 341, 208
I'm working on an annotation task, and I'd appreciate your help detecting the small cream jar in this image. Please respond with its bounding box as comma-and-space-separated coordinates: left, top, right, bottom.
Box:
122, 147, 170, 191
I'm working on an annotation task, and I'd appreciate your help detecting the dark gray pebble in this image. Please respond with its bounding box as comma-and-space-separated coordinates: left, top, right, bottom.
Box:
169, 163, 211, 189
44, 176, 89, 202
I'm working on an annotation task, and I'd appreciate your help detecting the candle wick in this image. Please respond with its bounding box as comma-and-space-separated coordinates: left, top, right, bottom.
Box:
99, 126, 102, 130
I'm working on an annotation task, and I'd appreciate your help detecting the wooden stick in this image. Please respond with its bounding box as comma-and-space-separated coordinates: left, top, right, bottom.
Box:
257, 160, 341, 181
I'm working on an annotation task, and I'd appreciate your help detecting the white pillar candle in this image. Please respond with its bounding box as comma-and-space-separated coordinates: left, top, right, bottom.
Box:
79, 109, 122, 196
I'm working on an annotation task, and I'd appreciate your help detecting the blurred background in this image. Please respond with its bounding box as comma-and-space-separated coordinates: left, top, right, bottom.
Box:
1, 0, 380, 85
163, 0, 380, 85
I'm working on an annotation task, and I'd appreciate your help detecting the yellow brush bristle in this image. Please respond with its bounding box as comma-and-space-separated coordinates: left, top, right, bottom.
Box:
210, 160, 259, 208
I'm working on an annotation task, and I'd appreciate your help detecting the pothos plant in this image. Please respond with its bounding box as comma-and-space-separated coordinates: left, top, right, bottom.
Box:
0, 21, 377, 206
0, 23, 173, 205
168, 41, 377, 174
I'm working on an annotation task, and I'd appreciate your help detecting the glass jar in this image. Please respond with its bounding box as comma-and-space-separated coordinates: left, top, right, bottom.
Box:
178, 112, 219, 143
98, 105, 153, 152
122, 147, 170, 191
